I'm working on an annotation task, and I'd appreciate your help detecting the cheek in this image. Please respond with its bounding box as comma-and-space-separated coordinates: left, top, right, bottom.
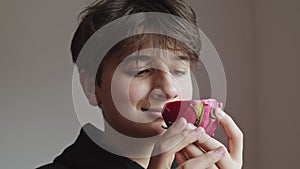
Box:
128, 80, 150, 105
177, 75, 193, 100
111, 76, 130, 102
111, 71, 150, 109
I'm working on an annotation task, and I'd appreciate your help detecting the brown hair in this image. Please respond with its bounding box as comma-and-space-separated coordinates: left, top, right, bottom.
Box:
71, 0, 201, 84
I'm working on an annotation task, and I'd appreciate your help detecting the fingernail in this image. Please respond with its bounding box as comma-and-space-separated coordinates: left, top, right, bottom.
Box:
176, 117, 186, 127
179, 117, 187, 124
215, 146, 226, 156
185, 123, 197, 130
214, 108, 226, 121
218, 102, 224, 110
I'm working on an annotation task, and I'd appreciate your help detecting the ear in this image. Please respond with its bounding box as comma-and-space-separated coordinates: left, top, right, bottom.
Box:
79, 69, 100, 106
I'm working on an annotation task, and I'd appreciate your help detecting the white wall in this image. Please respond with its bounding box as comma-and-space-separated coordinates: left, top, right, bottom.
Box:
189, 1, 258, 169
0, 1, 85, 168
0, 0, 299, 169
254, 0, 300, 168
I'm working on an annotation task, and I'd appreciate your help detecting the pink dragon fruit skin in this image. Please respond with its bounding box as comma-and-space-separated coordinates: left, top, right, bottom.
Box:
162, 99, 219, 136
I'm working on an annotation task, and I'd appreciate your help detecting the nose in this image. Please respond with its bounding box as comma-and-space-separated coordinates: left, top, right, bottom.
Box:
150, 70, 179, 101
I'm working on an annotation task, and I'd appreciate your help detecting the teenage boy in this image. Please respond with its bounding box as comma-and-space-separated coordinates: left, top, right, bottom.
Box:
38, 0, 243, 168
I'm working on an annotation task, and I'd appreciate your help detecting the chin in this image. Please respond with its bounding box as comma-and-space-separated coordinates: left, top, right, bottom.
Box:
129, 118, 166, 138
147, 118, 166, 136
108, 116, 166, 138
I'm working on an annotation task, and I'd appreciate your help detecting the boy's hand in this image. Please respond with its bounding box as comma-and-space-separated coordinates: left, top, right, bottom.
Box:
175, 108, 243, 169
147, 117, 226, 169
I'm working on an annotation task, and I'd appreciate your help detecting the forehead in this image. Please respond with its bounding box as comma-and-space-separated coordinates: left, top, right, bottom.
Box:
104, 34, 196, 63
120, 48, 190, 64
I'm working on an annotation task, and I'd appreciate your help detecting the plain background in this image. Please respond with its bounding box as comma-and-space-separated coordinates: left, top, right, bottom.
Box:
0, 0, 299, 169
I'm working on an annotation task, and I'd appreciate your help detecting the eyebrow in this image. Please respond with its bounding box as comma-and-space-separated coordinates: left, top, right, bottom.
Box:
121, 55, 152, 64
176, 55, 190, 61
120, 55, 190, 65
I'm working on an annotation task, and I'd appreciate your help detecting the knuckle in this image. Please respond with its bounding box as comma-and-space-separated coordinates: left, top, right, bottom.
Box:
207, 165, 218, 169
184, 132, 197, 144
203, 152, 216, 163
180, 163, 192, 169
226, 115, 244, 140
158, 141, 170, 152
224, 114, 233, 122
238, 159, 243, 168
232, 160, 243, 169
230, 127, 243, 141
197, 133, 210, 144
235, 129, 244, 141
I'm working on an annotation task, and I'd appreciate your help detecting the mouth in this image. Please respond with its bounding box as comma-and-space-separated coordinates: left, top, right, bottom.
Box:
141, 107, 163, 119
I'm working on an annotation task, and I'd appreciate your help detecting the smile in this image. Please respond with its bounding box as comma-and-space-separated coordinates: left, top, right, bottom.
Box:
141, 107, 164, 119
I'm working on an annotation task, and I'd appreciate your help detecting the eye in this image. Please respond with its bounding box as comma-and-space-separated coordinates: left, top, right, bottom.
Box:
127, 69, 153, 77
136, 69, 151, 77
170, 69, 187, 77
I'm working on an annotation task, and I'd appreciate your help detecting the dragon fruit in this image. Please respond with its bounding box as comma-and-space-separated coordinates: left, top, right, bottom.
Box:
162, 99, 220, 136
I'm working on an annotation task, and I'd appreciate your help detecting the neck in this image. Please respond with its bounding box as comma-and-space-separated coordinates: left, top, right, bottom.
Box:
101, 121, 158, 166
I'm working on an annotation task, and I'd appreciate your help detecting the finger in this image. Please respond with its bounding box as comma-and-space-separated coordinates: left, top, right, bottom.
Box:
153, 126, 204, 155
164, 117, 187, 137
196, 108, 243, 168
175, 126, 203, 164
183, 144, 219, 169
163, 117, 196, 138
183, 143, 205, 158
175, 151, 188, 165
196, 134, 235, 169
207, 165, 219, 169
215, 108, 243, 162
176, 146, 226, 169
196, 135, 223, 153
193, 127, 222, 153
218, 102, 223, 109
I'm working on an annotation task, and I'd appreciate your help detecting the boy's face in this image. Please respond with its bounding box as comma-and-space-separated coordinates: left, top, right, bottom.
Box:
95, 45, 193, 138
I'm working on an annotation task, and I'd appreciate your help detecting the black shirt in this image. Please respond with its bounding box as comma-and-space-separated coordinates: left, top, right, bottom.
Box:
37, 123, 178, 169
